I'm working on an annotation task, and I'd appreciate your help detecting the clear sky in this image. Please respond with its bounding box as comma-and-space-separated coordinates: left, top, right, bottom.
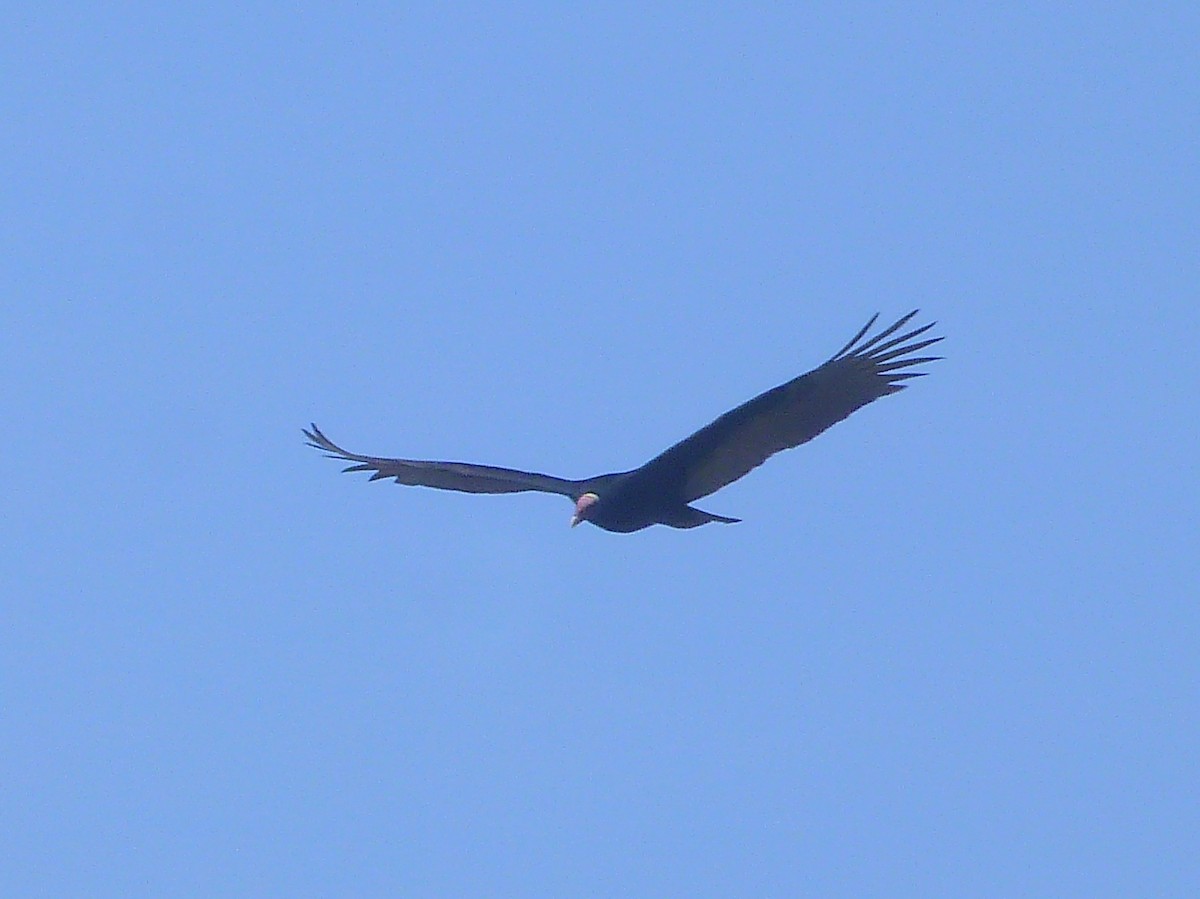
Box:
4, 4, 1198, 896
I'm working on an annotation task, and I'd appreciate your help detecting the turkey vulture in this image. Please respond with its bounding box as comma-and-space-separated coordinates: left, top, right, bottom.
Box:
305, 311, 941, 533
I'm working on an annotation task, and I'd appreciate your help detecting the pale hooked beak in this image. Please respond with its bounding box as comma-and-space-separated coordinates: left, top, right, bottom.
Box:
570, 492, 599, 528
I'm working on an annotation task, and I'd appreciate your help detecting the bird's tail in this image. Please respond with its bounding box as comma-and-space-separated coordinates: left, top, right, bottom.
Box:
665, 505, 742, 529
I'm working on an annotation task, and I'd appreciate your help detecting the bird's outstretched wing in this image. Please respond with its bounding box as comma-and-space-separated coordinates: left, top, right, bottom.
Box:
303, 425, 583, 497
635, 311, 943, 502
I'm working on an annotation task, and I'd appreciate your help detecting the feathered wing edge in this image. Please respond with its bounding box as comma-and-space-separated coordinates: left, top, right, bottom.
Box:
828, 309, 944, 392
303, 424, 583, 497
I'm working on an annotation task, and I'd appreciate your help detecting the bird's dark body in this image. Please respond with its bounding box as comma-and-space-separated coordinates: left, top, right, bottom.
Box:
305, 311, 942, 533
574, 472, 734, 533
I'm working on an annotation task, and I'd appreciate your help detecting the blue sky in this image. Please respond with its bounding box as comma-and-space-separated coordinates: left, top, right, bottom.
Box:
3, 4, 1197, 895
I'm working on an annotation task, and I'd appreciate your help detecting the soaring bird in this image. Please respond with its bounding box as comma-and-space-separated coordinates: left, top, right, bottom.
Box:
305, 311, 941, 533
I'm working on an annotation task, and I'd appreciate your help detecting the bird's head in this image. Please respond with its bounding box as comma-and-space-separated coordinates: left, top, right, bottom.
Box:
570, 492, 600, 528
